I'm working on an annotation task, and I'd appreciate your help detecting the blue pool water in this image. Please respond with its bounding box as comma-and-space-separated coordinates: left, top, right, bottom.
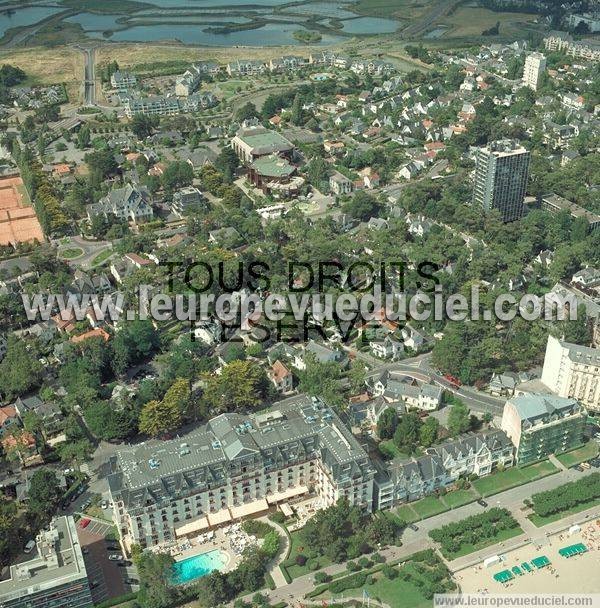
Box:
172, 549, 228, 584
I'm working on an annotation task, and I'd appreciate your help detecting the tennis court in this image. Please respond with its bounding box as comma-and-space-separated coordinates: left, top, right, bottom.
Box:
0, 176, 44, 246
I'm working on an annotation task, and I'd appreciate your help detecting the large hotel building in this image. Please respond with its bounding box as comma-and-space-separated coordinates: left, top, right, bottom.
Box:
108, 396, 375, 548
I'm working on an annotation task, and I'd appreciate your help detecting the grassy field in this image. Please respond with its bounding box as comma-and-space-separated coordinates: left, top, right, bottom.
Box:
556, 443, 599, 469
472, 461, 558, 497
351, 0, 431, 20
0, 46, 80, 101
95, 43, 317, 71
438, 7, 538, 39
529, 497, 600, 528
439, 525, 524, 560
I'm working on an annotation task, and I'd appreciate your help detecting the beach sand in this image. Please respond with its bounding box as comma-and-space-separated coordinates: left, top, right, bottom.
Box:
456, 523, 600, 594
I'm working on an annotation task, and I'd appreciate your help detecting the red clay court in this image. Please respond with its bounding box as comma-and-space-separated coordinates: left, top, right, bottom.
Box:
0, 176, 44, 247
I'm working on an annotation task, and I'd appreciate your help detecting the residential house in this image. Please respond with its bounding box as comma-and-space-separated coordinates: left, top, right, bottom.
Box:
1, 431, 41, 467
432, 430, 514, 481
572, 267, 600, 289
111, 71, 137, 92
0, 405, 19, 438
293, 341, 346, 370
268, 360, 293, 393
370, 335, 404, 360
14, 396, 65, 442
488, 372, 517, 397
329, 171, 353, 196
406, 214, 433, 238
208, 227, 243, 248
226, 60, 266, 76
371, 371, 442, 411
171, 186, 204, 218
87, 184, 153, 225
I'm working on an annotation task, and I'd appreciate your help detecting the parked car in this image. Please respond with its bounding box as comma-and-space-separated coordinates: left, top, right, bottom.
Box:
574, 465, 584, 472
125, 578, 139, 585
108, 554, 124, 561
477, 499, 488, 507
101, 500, 109, 509
80, 499, 92, 511
581, 462, 591, 469
79, 518, 91, 529
408, 524, 419, 531
24, 540, 36, 554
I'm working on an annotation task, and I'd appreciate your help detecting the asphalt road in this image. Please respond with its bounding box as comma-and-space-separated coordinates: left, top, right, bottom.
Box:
82, 47, 96, 106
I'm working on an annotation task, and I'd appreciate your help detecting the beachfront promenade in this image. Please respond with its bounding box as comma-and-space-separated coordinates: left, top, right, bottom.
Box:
235, 465, 600, 605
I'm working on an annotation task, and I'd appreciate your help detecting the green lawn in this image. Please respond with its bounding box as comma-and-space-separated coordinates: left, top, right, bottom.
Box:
529, 497, 600, 528
393, 496, 446, 523
472, 460, 558, 497
91, 249, 113, 266
410, 495, 449, 519
316, 553, 454, 608
359, 567, 431, 608
439, 526, 524, 560
378, 439, 403, 460
282, 529, 333, 580
59, 247, 84, 259
392, 489, 478, 524
394, 503, 419, 524
556, 443, 599, 468
441, 488, 478, 509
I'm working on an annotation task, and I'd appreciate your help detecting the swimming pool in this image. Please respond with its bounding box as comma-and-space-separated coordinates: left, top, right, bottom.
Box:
171, 549, 228, 584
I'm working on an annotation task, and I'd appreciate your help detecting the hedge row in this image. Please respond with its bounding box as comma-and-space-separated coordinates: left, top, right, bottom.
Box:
95, 592, 138, 608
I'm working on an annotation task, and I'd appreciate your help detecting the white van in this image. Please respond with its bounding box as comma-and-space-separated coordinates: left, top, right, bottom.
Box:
24, 540, 36, 554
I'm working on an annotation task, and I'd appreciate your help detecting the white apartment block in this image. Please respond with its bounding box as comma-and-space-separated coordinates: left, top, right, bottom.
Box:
522, 52, 546, 91
124, 95, 180, 117
541, 334, 600, 413
543, 31, 600, 62
108, 396, 374, 549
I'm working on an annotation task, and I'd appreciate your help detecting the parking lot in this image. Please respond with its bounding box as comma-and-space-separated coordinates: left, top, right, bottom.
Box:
76, 517, 138, 603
